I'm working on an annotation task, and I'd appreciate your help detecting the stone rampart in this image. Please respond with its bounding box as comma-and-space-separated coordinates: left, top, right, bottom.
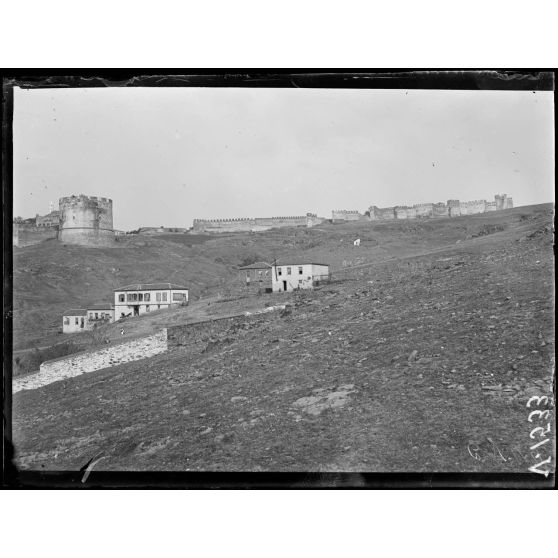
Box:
414, 203, 434, 218
461, 200, 486, 215
192, 215, 309, 233
394, 206, 417, 219
369, 194, 512, 221
432, 203, 449, 218
13, 224, 58, 247
369, 206, 396, 220
13, 329, 167, 393
331, 210, 362, 221
306, 213, 325, 227
495, 194, 513, 210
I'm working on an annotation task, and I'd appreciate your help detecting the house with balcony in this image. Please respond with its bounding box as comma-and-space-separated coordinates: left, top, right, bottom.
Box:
271, 261, 330, 292
238, 261, 273, 292
113, 283, 189, 320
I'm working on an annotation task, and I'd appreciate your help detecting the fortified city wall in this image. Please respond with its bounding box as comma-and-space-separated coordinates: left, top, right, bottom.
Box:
495, 194, 513, 210
369, 194, 513, 221
193, 214, 316, 233
460, 200, 486, 215
432, 203, 449, 218
13, 223, 58, 247
58, 195, 115, 246
36, 211, 60, 227
394, 206, 417, 219
331, 210, 362, 221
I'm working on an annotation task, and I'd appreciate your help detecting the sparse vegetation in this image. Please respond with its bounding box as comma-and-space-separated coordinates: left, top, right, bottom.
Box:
470, 223, 506, 238
11, 203, 554, 472
13, 341, 81, 376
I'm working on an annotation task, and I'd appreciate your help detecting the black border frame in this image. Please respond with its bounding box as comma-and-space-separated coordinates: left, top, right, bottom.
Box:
2, 69, 555, 489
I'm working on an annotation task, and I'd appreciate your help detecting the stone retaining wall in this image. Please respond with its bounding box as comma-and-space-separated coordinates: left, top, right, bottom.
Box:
14, 307, 286, 393
13, 329, 168, 393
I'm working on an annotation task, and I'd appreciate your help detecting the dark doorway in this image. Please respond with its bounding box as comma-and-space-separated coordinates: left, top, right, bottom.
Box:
133, 305, 140, 316
282, 280, 288, 292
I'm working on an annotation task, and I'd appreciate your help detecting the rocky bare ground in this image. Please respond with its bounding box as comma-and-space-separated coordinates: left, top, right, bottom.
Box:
11, 207, 555, 473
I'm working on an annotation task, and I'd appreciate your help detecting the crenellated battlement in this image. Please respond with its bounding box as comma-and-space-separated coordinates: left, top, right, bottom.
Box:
462, 199, 486, 205
192, 214, 312, 232
59, 194, 115, 245
369, 194, 512, 220
194, 215, 307, 224
59, 194, 112, 206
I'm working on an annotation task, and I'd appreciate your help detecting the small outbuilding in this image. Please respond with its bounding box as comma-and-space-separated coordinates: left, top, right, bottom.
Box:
62, 309, 88, 333
238, 261, 273, 292
271, 261, 330, 292
63, 303, 115, 334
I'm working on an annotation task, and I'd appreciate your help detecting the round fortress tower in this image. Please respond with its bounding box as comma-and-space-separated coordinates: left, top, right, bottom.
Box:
58, 195, 114, 246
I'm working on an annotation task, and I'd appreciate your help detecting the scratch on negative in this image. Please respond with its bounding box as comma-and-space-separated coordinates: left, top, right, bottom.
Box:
81, 455, 107, 483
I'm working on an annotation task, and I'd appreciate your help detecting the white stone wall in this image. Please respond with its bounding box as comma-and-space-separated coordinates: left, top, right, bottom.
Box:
13, 329, 168, 393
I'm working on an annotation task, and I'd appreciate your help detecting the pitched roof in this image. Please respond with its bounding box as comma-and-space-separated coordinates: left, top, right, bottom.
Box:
238, 261, 272, 270
63, 308, 88, 316
115, 282, 188, 292
273, 261, 330, 267
87, 303, 114, 310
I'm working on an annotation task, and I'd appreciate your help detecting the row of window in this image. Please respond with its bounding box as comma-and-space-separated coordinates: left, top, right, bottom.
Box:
246, 269, 270, 279
63, 317, 85, 327
244, 267, 306, 279
89, 311, 110, 320
277, 266, 304, 276
117, 292, 187, 303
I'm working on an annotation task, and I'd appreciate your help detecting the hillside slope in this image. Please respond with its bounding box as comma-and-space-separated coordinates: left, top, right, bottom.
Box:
12, 204, 553, 351
12, 204, 555, 472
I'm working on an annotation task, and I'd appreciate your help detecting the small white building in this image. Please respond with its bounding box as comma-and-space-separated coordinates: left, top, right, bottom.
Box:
114, 282, 189, 320
63, 303, 115, 333
62, 309, 88, 333
271, 262, 330, 292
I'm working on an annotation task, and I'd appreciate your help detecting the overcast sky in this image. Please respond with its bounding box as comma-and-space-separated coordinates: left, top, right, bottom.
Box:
13, 86, 554, 231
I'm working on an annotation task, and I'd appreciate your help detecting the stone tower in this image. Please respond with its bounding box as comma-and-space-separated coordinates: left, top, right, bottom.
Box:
58, 195, 114, 246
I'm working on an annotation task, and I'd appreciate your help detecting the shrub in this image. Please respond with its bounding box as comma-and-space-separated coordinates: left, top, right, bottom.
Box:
239, 254, 267, 267
13, 341, 82, 376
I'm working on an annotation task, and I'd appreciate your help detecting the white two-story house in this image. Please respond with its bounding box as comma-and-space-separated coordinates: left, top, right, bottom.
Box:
114, 283, 189, 320
271, 261, 330, 292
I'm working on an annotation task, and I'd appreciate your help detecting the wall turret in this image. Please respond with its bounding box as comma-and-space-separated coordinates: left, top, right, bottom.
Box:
59, 195, 115, 246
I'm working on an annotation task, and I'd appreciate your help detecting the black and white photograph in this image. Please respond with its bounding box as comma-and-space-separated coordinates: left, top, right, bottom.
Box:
3, 71, 555, 487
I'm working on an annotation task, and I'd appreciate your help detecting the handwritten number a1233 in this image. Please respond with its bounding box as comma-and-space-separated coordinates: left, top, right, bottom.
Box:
527, 395, 549, 408
528, 456, 552, 477
529, 423, 551, 439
